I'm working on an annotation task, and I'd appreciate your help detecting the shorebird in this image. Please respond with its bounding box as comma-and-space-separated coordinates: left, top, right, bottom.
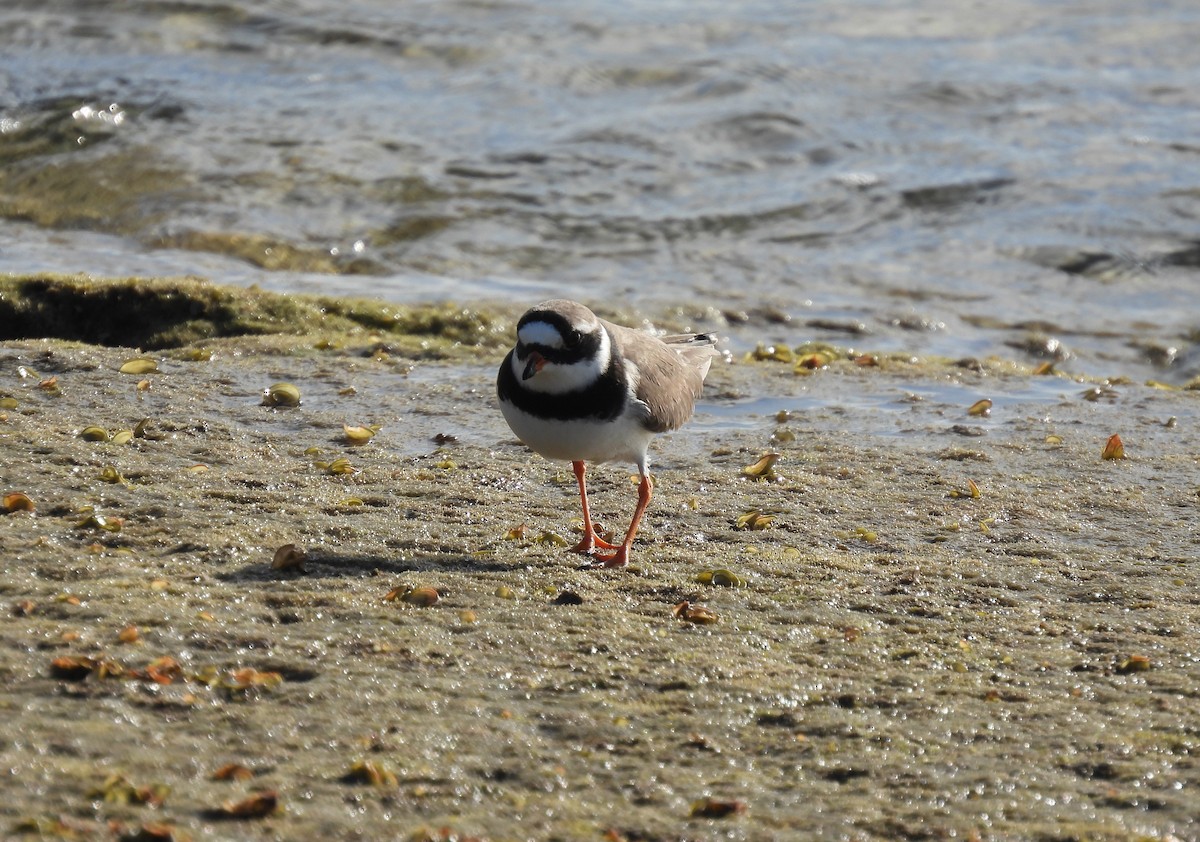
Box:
497, 299, 718, 567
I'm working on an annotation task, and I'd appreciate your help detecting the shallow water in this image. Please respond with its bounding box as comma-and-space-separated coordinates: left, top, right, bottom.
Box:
2, 0, 1199, 383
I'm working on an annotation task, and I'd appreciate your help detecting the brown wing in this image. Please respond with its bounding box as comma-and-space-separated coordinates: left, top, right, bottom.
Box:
604, 320, 718, 433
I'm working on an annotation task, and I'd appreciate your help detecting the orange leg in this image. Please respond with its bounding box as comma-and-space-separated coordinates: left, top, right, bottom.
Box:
591, 471, 653, 568
569, 461, 618, 554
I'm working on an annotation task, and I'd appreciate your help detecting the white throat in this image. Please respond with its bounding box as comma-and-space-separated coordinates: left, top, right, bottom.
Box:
516, 327, 612, 395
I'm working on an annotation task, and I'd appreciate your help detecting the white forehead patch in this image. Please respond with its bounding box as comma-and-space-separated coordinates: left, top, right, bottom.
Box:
517, 320, 565, 349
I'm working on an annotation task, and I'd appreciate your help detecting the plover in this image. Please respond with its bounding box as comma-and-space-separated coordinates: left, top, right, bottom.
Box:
497, 299, 718, 567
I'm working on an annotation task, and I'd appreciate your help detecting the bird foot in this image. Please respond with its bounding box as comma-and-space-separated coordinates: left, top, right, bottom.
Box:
582, 546, 630, 568
571, 529, 618, 554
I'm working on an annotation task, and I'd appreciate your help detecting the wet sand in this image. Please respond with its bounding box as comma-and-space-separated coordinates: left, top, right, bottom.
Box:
1, 276, 1198, 841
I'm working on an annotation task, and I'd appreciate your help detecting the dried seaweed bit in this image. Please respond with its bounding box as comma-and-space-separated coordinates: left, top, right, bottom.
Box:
1164, 416, 1177, 429
318, 457, 357, 475
673, 601, 719, 625
261, 382, 301, 407
343, 423, 380, 445
50, 655, 125, 681
553, 590, 584, 605
1102, 433, 1126, 460
12, 599, 36, 616
741, 452, 780, 481
535, 531, 569, 547
1033, 361, 1055, 375
853, 353, 879, 367
1116, 654, 1152, 674
342, 760, 399, 787
948, 479, 981, 499
967, 399, 993, 417
689, 797, 746, 818
221, 668, 284, 695
119, 358, 159, 375
746, 343, 794, 363
503, 524, 530, 540
735, 510, 775, 531
80, 425, 111, 442
215, 790, 280, 820
39, 376, 61, 394
794, 350, 834, 371
3, 491, 35, 513
75, 513, 124, 532
134, 657, 184, 685
695, 569, 746, 588
433, 432, 458, 444
89, 773, 170, 807
211, 764, 256, 782
117, 625, 141, 645
271, 544, 307, 573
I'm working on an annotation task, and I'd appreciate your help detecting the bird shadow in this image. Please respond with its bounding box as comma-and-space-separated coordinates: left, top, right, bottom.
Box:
216, 551, 516, 583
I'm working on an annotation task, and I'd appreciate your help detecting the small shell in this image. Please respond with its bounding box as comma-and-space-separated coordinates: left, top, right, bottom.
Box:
262, 382, 301, 407
695, 568, 746, 588
3, 491, 35, 513
967, 399, 993, 417
98, 466, 126, 484
119, 357, 159, 375
324, 457, 357, 475
342, 760, 398, 788
271, 544, 307, 572
80, 425, 110, 442
1102, 433, 1126, 460
343, 424, 379, 445
674, 600, 719, 625
401, 586, 440, 606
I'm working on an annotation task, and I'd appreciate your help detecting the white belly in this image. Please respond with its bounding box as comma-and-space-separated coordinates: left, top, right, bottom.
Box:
500, 400, 655, 468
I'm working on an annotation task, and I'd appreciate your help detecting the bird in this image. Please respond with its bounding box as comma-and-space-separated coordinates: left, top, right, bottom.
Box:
497, 299, 719, 567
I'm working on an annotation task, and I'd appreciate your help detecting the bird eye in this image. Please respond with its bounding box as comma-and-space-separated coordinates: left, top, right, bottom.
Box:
564, 330, 580, 348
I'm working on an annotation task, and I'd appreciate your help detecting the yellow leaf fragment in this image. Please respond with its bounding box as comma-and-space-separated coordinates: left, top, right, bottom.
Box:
741, 452, 780, 480
735, 510, 775, 531
1102, 433, 1126, 460
120, 358, 159, 375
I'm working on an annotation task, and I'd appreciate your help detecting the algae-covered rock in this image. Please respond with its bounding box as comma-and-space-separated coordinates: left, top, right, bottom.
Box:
0, 273, 509, 353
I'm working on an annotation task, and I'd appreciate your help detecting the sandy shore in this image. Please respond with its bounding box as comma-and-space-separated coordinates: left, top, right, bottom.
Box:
1, 275, 1198, 841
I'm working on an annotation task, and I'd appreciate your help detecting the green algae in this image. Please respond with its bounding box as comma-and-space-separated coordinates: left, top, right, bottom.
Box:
0, 273, 510, 355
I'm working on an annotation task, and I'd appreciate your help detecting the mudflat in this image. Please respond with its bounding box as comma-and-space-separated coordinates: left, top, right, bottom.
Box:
1, 276, 1197, 841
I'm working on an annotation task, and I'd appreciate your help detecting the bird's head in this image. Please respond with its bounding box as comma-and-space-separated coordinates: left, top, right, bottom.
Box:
511, 300, 611, 394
